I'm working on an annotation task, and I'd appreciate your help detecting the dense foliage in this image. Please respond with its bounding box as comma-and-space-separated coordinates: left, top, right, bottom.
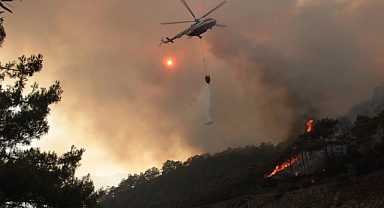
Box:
0, 3, 104, 207
100, 142, 286, 207
0, 147, 103, 207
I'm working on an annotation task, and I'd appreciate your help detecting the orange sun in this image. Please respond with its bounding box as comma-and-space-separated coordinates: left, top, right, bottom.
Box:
164, 58, 175, 68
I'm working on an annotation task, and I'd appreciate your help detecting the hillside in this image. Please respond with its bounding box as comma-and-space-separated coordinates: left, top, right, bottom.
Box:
204, 170, 384, 208
100, 141, 384, 207
100, 142, 287, 207
99, 85, 384, 208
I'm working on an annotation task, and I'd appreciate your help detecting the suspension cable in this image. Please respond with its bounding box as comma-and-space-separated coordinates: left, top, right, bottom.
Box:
200, 38, 208, 75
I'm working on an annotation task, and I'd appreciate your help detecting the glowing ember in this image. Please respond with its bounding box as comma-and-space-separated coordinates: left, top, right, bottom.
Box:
306, 119, 314, 132
266, 156, 301, 178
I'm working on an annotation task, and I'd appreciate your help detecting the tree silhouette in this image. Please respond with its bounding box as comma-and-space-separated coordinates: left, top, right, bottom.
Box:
0, 5, 103, 207
311, 118, 338, 157
352, 115, 377, 152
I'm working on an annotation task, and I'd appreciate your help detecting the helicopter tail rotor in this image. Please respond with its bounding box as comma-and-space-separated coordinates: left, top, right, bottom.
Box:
159, 38, 164, 46
159, 37, 175, 46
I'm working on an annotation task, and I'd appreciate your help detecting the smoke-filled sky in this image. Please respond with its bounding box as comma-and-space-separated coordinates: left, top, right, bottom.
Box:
1, 0, 384, 188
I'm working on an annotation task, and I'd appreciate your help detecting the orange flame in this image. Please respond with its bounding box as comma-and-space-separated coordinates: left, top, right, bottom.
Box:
266, 156, 301, 178
306, 119, 314, 132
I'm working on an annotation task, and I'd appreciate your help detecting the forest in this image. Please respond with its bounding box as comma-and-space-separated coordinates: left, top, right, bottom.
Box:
100, 88, 384, 207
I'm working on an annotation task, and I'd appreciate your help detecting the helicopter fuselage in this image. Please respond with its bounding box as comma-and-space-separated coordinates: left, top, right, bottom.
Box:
186, 18, 217, 38
159, 0, 226, 45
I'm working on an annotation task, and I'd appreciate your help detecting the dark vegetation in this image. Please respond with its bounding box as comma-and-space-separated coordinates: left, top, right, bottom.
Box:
0, 1, 103, 207
101, 90, 384, 207
101, 142, 286, 207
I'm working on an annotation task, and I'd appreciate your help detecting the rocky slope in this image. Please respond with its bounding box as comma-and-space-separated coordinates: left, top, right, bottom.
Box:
202, 170, 384, 208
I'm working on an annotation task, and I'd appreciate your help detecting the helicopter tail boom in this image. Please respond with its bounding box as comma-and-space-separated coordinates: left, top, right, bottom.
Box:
159, 37, 175, 46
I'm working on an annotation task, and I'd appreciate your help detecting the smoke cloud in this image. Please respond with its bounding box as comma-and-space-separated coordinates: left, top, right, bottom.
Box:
0, 0, 384, 182
207, 0, 384, 139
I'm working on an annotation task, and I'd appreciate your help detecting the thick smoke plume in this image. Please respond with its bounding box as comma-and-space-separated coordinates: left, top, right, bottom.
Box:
2, 0, 384, 181
206, 0, 384, 140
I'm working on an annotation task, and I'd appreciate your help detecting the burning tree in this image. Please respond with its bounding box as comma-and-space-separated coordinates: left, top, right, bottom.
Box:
265, 152, 301, 178
266, 119, 339, 178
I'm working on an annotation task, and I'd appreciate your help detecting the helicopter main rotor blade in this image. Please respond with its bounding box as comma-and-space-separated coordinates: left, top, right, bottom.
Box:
199, 1, 226, 20
215, 23, 227, 28
181, 0, 197, 21
161, 20, 196, 25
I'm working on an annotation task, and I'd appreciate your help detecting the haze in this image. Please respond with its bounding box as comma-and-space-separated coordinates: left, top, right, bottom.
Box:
0, 0, 383, 188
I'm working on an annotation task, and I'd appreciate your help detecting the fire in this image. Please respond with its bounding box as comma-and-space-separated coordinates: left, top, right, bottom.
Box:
266, 156, 301, 178
306, 119, 314, 132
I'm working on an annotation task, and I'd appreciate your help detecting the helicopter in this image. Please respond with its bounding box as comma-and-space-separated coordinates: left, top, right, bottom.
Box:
159, 0, 226, 45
